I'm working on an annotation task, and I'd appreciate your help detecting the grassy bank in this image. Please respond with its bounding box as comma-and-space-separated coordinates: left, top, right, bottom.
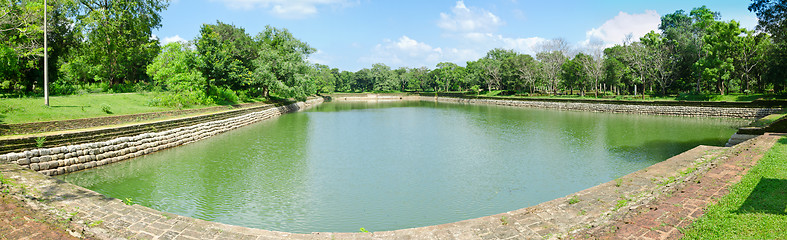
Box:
681, 136, 787, 239
0, 93, 266, 125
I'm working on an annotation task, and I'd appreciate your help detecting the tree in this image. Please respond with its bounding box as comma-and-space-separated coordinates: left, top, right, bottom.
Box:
536, 39, 570, 95
66, 0, 168, 86
749, 0, 787, 43
146, 42, 209, 106
511, 53, 539, 93
749, 0, 787, 91
736, 32, 772, 93
252, 25, 316, 100
698, 20, 744, 95
641, 31, 675, 95
312, 63, 336, 93
435, 62, 459, 92
562, 54, 589, 96
478, 57, 502, 92
2, 0, 77, 93
196, 21, 255, 95
370, 63, 395, 91
579, 41, 605, 97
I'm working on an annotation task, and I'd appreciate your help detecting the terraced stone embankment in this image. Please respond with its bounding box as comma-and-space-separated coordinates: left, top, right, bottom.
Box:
0, 98, 323, 176
429, 96, 781, 119
0, 102, 305, 155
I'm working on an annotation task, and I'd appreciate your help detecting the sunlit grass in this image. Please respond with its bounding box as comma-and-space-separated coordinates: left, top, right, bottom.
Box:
0, 93, 244, 124
681, 137, 787, 239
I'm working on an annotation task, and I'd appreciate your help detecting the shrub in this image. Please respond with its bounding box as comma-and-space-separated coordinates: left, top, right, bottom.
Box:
100, 103, 112, 114
209, 86, 239, 105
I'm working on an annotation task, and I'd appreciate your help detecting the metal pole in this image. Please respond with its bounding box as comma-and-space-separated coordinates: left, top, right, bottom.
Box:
44, 0, 49, 106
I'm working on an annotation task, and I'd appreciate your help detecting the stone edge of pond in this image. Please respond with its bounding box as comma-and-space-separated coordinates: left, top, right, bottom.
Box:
2, 134, 771, 239
0, 98, 324, 177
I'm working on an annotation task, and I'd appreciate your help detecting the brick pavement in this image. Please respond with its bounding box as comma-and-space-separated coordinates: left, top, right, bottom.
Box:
0, 183, 82, 239
575, 133, 782, 240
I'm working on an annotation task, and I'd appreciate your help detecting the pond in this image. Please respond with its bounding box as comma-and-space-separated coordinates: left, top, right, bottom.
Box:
58, 101, 746, 233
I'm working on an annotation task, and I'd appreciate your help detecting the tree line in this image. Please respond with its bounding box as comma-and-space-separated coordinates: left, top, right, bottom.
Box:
331, 5, 787, 97
2, 1, 786, 106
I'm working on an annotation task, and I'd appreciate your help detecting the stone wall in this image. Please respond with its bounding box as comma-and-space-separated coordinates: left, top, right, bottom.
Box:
0, 98, 323, 176
425, 96, 781, 119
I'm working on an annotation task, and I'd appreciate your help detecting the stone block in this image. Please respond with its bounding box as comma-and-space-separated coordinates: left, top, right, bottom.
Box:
31, 157, 40, 163
30, 163, 40, 171
17, 158, 30, 165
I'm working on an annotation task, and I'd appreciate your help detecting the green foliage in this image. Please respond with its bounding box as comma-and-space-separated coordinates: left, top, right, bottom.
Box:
147, 42, 211, 107
250, 25, 316, 101
568, 196, 581, 205
35, 136, 46, 148
122, 197, 134, 205
359, 227, 369, 233
66, 0, 168, 86
208, 85, 239, 105
749, 0, 787, 43
100, 103, 112, 114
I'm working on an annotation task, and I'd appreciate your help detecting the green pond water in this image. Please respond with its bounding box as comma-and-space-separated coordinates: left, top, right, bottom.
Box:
58, 101, 747, 233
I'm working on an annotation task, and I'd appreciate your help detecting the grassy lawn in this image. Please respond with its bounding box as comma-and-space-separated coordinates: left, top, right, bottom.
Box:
681, 136, 787, 239
0, 93, 226, 124
748, 113, 787, 127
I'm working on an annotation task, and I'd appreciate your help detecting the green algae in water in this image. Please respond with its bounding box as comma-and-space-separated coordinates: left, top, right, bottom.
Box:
58, 101, 746, 233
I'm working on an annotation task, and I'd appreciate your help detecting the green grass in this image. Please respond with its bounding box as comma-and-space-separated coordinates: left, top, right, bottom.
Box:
681, 137, 787, 239
0, 92, 268, 124
748, 113, 787, 127
0, 93, 181, 124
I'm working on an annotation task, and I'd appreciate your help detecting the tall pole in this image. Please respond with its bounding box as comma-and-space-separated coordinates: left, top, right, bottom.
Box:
44, 0, 49, 106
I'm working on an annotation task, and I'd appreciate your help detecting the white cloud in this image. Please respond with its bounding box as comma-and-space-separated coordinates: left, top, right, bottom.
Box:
360, 36, 481, 69
584, 10, 661, 46
161, 35, 187, 45
308, 49, 332, 65
212, 0, 352, 19
438, 1, 504, 33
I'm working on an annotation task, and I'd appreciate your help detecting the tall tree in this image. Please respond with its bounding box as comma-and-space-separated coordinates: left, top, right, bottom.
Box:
579, 42, 605, 97
146, 41, 209, 106
536, 39, 570, 95
252, 25, 316, 100
67, 0, 168, 85
749, 0, 787, 43
641, 31, 675, 95
749, 0, 787, 91
196, 21, 255, 93
562, 53, 589, 96
698, 20, 743, 95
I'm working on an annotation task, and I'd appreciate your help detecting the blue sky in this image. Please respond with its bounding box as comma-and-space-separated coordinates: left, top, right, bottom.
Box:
154, 0, 759, 71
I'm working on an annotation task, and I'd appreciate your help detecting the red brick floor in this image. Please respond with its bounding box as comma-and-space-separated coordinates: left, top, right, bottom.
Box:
0, 194, 81, 240
583, 134, 781, 240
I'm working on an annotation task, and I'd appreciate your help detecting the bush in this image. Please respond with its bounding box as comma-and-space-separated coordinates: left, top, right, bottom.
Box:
209, 86, 239, 105
100, 103, 112, 114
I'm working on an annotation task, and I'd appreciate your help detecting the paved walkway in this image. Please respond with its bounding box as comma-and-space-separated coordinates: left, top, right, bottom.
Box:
0, 189, 82, 239
575, 133, 783, 239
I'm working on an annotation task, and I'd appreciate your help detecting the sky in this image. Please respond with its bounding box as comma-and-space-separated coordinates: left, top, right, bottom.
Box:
153, 0, 760, 72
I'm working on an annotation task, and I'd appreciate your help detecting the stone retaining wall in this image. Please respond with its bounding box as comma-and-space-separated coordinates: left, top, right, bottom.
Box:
0, 101, 308, 155
425, 96, 781, 119
0, 98, 323, 176
0, 101, 272, 136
